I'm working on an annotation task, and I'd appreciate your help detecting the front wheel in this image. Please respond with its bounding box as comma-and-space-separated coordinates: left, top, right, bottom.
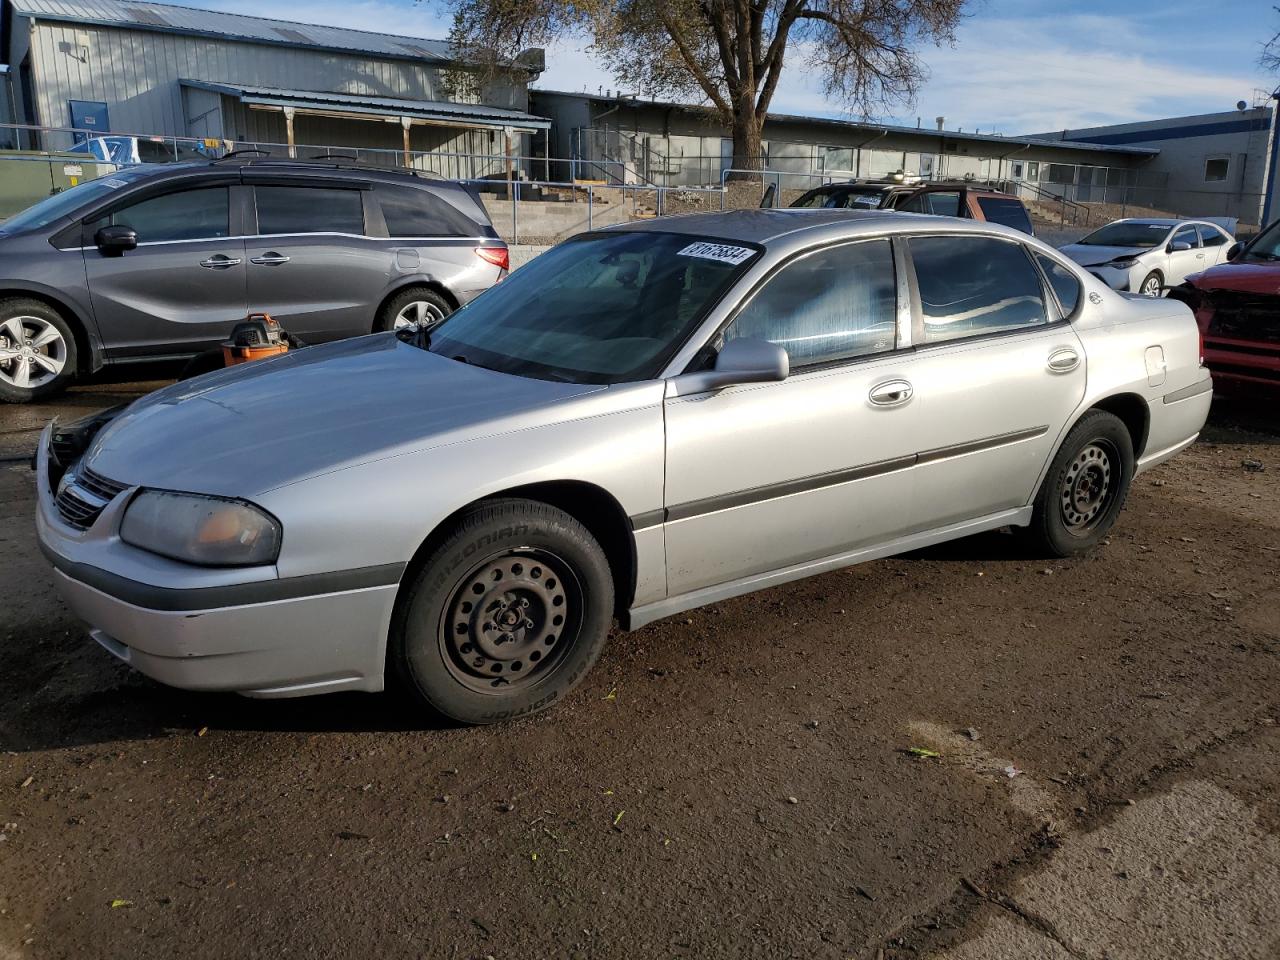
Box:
1138, 271, 1163, 297
389, 499, 614, 724
0, 299, 77, 403
1024, 410, 1135, 557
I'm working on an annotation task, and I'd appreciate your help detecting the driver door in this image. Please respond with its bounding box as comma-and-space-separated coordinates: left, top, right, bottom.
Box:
663, 238, 921, 596
84, 182, 248, 359
1164, 223, 1205, 286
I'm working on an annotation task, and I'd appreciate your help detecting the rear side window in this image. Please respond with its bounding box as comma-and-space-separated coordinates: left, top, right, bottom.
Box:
1033, 252, 1081, 316
255, 186, 364, 235
724, 239, 897, 366
900, 190, 962, 217
91, 187, 229, 242
909, 236, 1048, 344
377, 183, 477, 237
976, 196, 1034, 235
1197, 224, 1227, 247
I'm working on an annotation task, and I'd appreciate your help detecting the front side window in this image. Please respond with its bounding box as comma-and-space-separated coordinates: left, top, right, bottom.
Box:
90, 186, 229, 242
1171, 225, 1199, 249
909, 236, 1048, 344
1034, 252, 1081, 316
255, 186, 364, 235
427, 231, 758, 384
1204, 157, 1229, 182
723, 239, 897, 367
1197, 224, 1228, 247
900, 190, 962, 217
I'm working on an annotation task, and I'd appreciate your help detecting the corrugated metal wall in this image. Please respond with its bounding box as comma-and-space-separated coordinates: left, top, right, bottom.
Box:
26, 20, 520, 149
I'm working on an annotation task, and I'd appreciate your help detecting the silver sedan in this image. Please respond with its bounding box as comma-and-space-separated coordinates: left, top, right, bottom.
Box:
35, 210, 1212, 724
1058, 218, 1236, 296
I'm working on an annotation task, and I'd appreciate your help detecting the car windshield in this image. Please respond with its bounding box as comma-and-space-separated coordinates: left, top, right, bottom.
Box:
1077, 222, 1172, 247
0, 168, 151, 234
426, 231, 760, 384
1240, 219, 1280, 261
793, 187, 884, 209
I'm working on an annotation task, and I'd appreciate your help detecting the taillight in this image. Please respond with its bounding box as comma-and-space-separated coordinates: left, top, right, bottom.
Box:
476, 246, 509, 271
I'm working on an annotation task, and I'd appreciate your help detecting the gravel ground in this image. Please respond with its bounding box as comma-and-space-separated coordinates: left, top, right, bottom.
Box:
0, 384, 1277, 960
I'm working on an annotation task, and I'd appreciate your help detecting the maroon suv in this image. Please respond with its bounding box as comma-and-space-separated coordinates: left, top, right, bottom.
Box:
1170, 218, 1280, 390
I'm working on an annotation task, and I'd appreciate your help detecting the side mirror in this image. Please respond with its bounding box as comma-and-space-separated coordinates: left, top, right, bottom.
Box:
1225, 240, 1243, 261
669, 337, 789, 396
1168, 240, 1192, 253
95, 225, 137, 256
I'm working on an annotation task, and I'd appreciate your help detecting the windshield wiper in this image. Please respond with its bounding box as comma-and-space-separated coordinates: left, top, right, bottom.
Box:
394, 322, 432, 350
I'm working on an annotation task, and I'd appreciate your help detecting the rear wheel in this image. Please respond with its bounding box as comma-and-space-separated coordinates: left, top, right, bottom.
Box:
376, 287, 453, 333
390, 499, 614, 724
1024, 410, 1135, 557
0, 299, 77, 403
1138, 271, 1163, 297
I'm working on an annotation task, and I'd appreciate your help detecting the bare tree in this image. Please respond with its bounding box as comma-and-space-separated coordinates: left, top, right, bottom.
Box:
1265, 6, 1280, 73
443, 0, 967, 175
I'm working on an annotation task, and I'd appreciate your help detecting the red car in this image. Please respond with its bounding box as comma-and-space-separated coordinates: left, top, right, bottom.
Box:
1170, 219, 1280, 390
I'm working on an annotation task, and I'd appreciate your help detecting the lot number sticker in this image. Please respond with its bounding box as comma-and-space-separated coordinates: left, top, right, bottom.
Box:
677, 242, 755, 265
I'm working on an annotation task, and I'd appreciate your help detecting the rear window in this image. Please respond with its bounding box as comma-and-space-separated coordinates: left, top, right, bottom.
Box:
976, 196, 1034, 234
376, 183, 477, 237
256, 186, 364, 235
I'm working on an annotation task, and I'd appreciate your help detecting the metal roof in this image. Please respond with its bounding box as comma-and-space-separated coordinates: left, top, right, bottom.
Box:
531, 89, 1161, 157
181, 80, 551, 131
8, 0, 460, 64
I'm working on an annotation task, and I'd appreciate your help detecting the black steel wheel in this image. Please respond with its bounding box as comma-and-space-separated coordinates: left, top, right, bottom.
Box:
1024, 409, 1135, 557
390, 498, 613, 724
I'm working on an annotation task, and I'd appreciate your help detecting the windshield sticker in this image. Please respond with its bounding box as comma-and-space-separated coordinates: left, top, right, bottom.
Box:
677, 242, 755, 265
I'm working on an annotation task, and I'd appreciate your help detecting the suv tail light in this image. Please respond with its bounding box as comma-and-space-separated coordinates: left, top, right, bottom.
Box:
476, 246, 509, 271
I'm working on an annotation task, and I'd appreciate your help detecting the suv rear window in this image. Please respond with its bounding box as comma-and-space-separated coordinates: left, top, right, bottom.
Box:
377, 183, 477, 237
976, 196, 1034, 234
255, 186, 364, 235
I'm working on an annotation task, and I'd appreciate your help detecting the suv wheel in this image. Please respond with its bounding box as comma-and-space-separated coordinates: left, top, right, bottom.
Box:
390, 498, 614, 724
377, 287, 453, 333
0, 299, 77, 403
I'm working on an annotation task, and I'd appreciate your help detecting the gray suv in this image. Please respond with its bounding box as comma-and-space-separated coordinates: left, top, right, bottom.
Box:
0, 156, 507, 402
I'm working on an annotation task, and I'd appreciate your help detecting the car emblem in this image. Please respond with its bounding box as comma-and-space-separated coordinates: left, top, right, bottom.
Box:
1089, 292, 1103, 304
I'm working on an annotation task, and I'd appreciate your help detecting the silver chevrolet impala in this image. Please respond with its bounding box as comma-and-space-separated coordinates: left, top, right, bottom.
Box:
35, 210, 1212, 724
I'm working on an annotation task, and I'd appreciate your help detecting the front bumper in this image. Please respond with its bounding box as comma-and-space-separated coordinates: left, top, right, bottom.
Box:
1086, 264, 1136, 292
34, 424, 399, 697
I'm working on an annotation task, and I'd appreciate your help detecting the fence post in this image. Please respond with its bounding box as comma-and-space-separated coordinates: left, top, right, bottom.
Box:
587, 185, 593, 231
512, 180, 519, 245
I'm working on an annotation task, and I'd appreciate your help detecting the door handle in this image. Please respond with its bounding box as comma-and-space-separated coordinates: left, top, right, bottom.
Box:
250, 254, 290, 265
1047, 348, 1080, 373
868, 379, 913, 407
199, 255, 242, 269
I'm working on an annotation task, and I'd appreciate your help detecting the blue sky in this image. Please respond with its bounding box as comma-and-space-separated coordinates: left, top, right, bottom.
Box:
178, 0, 1276, 132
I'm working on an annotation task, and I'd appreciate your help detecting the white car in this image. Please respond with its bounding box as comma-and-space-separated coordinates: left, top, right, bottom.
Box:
1058, 218, 1235, 296
66, 135, 208, 165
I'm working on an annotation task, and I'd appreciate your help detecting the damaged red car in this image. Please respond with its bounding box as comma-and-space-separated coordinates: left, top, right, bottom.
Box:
1170, 219, 1280, 390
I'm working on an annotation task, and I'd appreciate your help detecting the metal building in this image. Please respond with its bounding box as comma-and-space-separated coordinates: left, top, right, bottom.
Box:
0, 0, 550, 177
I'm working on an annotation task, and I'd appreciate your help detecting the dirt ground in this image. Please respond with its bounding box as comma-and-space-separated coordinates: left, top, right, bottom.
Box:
1, 383, 1277, 960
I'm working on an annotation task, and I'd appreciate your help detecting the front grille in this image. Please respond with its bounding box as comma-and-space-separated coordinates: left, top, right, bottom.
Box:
54, 464, 128, 531
1205, 290, 1280, 345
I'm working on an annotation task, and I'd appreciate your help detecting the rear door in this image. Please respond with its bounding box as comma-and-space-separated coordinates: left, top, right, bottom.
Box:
244, 179, 391, 342
894, 234, 1087, 527
83, 179, 248, 358
1196, 223, 1232, 266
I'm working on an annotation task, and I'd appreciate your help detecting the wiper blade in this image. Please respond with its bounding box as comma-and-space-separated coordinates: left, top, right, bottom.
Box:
394, 322, 431, 350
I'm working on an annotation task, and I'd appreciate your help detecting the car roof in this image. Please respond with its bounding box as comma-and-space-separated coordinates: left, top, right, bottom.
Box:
605, 207, 1030, 246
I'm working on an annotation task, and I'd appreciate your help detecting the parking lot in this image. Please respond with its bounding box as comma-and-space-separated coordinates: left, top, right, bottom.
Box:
1, 382, 1277, 959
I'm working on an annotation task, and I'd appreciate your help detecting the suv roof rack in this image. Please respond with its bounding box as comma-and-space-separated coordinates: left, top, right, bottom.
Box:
214, 154, 446, 180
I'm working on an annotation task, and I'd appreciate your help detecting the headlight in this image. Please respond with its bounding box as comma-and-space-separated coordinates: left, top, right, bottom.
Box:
1108, 257, 1140, 270
121, 490, 281, 567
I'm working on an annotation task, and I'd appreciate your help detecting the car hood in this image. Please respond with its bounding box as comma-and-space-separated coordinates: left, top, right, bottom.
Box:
1187, 260, 1280, 295
83, 335, 604, 497
1059, 244, 1150, 267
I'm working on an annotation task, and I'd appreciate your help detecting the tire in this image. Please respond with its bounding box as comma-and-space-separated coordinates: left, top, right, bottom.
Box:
0, 298, 77, 403
375, 287, 453, 333
389, 498, 615, 724
1024, 410, 1135, 557
1138, 271, 1163, 297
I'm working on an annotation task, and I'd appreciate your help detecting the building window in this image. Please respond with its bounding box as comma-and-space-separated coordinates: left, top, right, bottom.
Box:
1204, 157, 1229, 182
1010, 160, 1025, 179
